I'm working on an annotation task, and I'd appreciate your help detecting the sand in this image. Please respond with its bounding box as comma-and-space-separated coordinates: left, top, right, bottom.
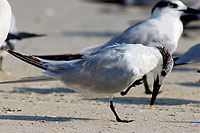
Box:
0, 0, 199, 132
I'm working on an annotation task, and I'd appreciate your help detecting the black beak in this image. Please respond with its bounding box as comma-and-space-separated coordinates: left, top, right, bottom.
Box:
149, 75, 161, 109
182, 7, 200, 14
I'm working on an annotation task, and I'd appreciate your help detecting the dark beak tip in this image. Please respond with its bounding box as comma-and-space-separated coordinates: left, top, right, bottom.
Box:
183, 7, 200, 14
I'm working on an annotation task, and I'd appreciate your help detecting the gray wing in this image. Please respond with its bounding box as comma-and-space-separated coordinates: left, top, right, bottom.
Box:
47, 46, 138, 96
105, 20, 171, 46
34, 17, 174, 61
83, 19, 173, 55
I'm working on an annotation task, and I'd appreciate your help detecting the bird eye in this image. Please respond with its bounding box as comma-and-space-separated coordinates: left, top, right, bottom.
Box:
168, 2, 178, 8
161, 71, 167, 77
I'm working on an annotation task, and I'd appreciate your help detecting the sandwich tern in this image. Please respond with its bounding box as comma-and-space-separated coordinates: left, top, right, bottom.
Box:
35, 0, 200, 94
0, 44, 173, 122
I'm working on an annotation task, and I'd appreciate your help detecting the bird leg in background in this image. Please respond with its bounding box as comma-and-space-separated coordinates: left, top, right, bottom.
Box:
6, 41, 14, 50
121, 78, 143, 96
143, 75, 153, 94
109, 98, 133, 123
0, 56, 3, 71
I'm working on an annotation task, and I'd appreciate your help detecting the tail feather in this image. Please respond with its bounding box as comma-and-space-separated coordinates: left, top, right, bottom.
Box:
34, 54, 83, 61
6, 49, 47, 70
0, 76, 57, 84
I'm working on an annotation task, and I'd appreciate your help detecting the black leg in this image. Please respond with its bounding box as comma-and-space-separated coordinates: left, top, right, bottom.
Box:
109, 98, 133, 123
143, 75, 152, 94
121, 79, 143, 96
120, 85, 132, 96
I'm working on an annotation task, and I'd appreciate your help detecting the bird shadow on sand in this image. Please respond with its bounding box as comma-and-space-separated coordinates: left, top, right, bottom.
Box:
11, 87, 76, 94
172, 67, 197, 72
160, 120, 200, 124
178, 82, 200, 87
87, 97, 200, 106
10, 88, 200, 106
7, 88, 200, 106
0, 115, 93, 122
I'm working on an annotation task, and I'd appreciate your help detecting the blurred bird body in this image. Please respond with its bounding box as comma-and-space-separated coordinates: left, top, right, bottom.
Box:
0, 0, 11, 47
174, 43, 200, 73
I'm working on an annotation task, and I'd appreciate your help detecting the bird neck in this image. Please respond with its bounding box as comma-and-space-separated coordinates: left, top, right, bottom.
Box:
150, 12, 183, 51
156, 45, 173, 72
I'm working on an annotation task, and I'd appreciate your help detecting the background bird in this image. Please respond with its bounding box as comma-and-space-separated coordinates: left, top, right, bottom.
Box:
174, 43, 200, 72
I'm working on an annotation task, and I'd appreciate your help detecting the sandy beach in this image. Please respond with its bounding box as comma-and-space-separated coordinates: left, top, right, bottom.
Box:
0, 0, 199, 132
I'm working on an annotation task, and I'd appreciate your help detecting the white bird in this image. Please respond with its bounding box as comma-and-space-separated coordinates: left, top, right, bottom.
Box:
174, 43, 200, 73
0, 0, 11, 47
0, 0, 11, 70
80, 0, 198, 54
35, 0, 200, 94
0, 44, 173, 122
0, 13, 46, 71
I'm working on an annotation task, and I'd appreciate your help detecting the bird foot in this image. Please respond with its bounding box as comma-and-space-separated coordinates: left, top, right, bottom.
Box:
145, 85, 153, 94
116, 118, 134, 123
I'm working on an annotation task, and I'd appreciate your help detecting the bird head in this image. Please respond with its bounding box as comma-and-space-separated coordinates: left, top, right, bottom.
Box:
149, 45, 174, 109
151, 0, 200, 18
